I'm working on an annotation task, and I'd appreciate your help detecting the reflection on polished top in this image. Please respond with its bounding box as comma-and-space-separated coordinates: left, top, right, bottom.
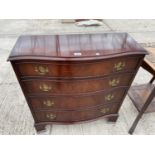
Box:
8, 33, 147, 61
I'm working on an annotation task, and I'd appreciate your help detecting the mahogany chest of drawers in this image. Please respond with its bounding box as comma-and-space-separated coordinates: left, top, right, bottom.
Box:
7, 33, 147, 132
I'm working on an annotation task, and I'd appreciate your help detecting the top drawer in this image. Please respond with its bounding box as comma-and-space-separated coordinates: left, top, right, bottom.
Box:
15, 56, 141, 78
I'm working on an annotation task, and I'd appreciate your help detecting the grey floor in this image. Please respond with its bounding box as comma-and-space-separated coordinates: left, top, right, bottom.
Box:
0, 19, 155, 135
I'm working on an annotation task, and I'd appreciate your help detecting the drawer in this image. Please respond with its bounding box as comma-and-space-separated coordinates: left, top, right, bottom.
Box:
22, 73, 133, 95
34, 104, 118, 122
15, 56, 140, 78
29, 87, 127, 110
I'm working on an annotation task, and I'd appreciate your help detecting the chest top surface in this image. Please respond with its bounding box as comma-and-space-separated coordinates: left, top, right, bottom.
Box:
8, 33, 148, 61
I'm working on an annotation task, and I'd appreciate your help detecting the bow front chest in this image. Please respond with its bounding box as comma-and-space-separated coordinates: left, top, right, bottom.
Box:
8, 33, 147, 132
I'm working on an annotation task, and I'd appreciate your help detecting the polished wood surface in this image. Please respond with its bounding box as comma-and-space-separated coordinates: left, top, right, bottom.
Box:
22, 73, 133, 95
8, 33, 146, 61
15, 56, 141, 78
29, 87, 127, 110
8, 33, 147, 132
34, 103, 117, 122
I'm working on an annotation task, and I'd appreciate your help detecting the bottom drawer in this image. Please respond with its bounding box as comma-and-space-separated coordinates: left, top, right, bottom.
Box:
34, 103, 119, 122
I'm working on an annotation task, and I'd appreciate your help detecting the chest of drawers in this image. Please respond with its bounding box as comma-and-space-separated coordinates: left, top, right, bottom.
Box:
7, 33, 147, 132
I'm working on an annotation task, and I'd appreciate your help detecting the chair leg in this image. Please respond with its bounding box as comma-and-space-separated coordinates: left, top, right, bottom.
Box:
129, 86, 155, 134
149, 76, 155, 84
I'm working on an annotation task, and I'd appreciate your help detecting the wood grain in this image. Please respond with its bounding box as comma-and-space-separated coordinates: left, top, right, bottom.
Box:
14, 56, 141, 78
21, 73, 134, 95
28, 87, 127, 110
7, 33, 147, 132
8, 33, 147, 61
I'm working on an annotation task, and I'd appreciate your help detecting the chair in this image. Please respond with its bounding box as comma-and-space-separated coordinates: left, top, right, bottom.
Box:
128, 48, 155, 134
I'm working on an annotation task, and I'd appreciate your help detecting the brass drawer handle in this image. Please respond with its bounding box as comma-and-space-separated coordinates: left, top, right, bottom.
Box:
35, 65, 49, 75
109, 79, 120, 87
100, 108, 110, 114
114, 62, 125, 71
105, 94, 114, 101
43, 100, 54, 107
46, 113, 56, 120
39, 83, 52, 92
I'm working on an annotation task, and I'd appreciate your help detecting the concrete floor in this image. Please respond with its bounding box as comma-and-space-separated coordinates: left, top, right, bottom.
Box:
0, 19, 155, 135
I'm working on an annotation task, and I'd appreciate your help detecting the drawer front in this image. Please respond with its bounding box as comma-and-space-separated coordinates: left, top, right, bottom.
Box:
22, 73, 133, 95
16, 56, 140, 78
29, 87, 127, 110
34, 104, 118, 122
